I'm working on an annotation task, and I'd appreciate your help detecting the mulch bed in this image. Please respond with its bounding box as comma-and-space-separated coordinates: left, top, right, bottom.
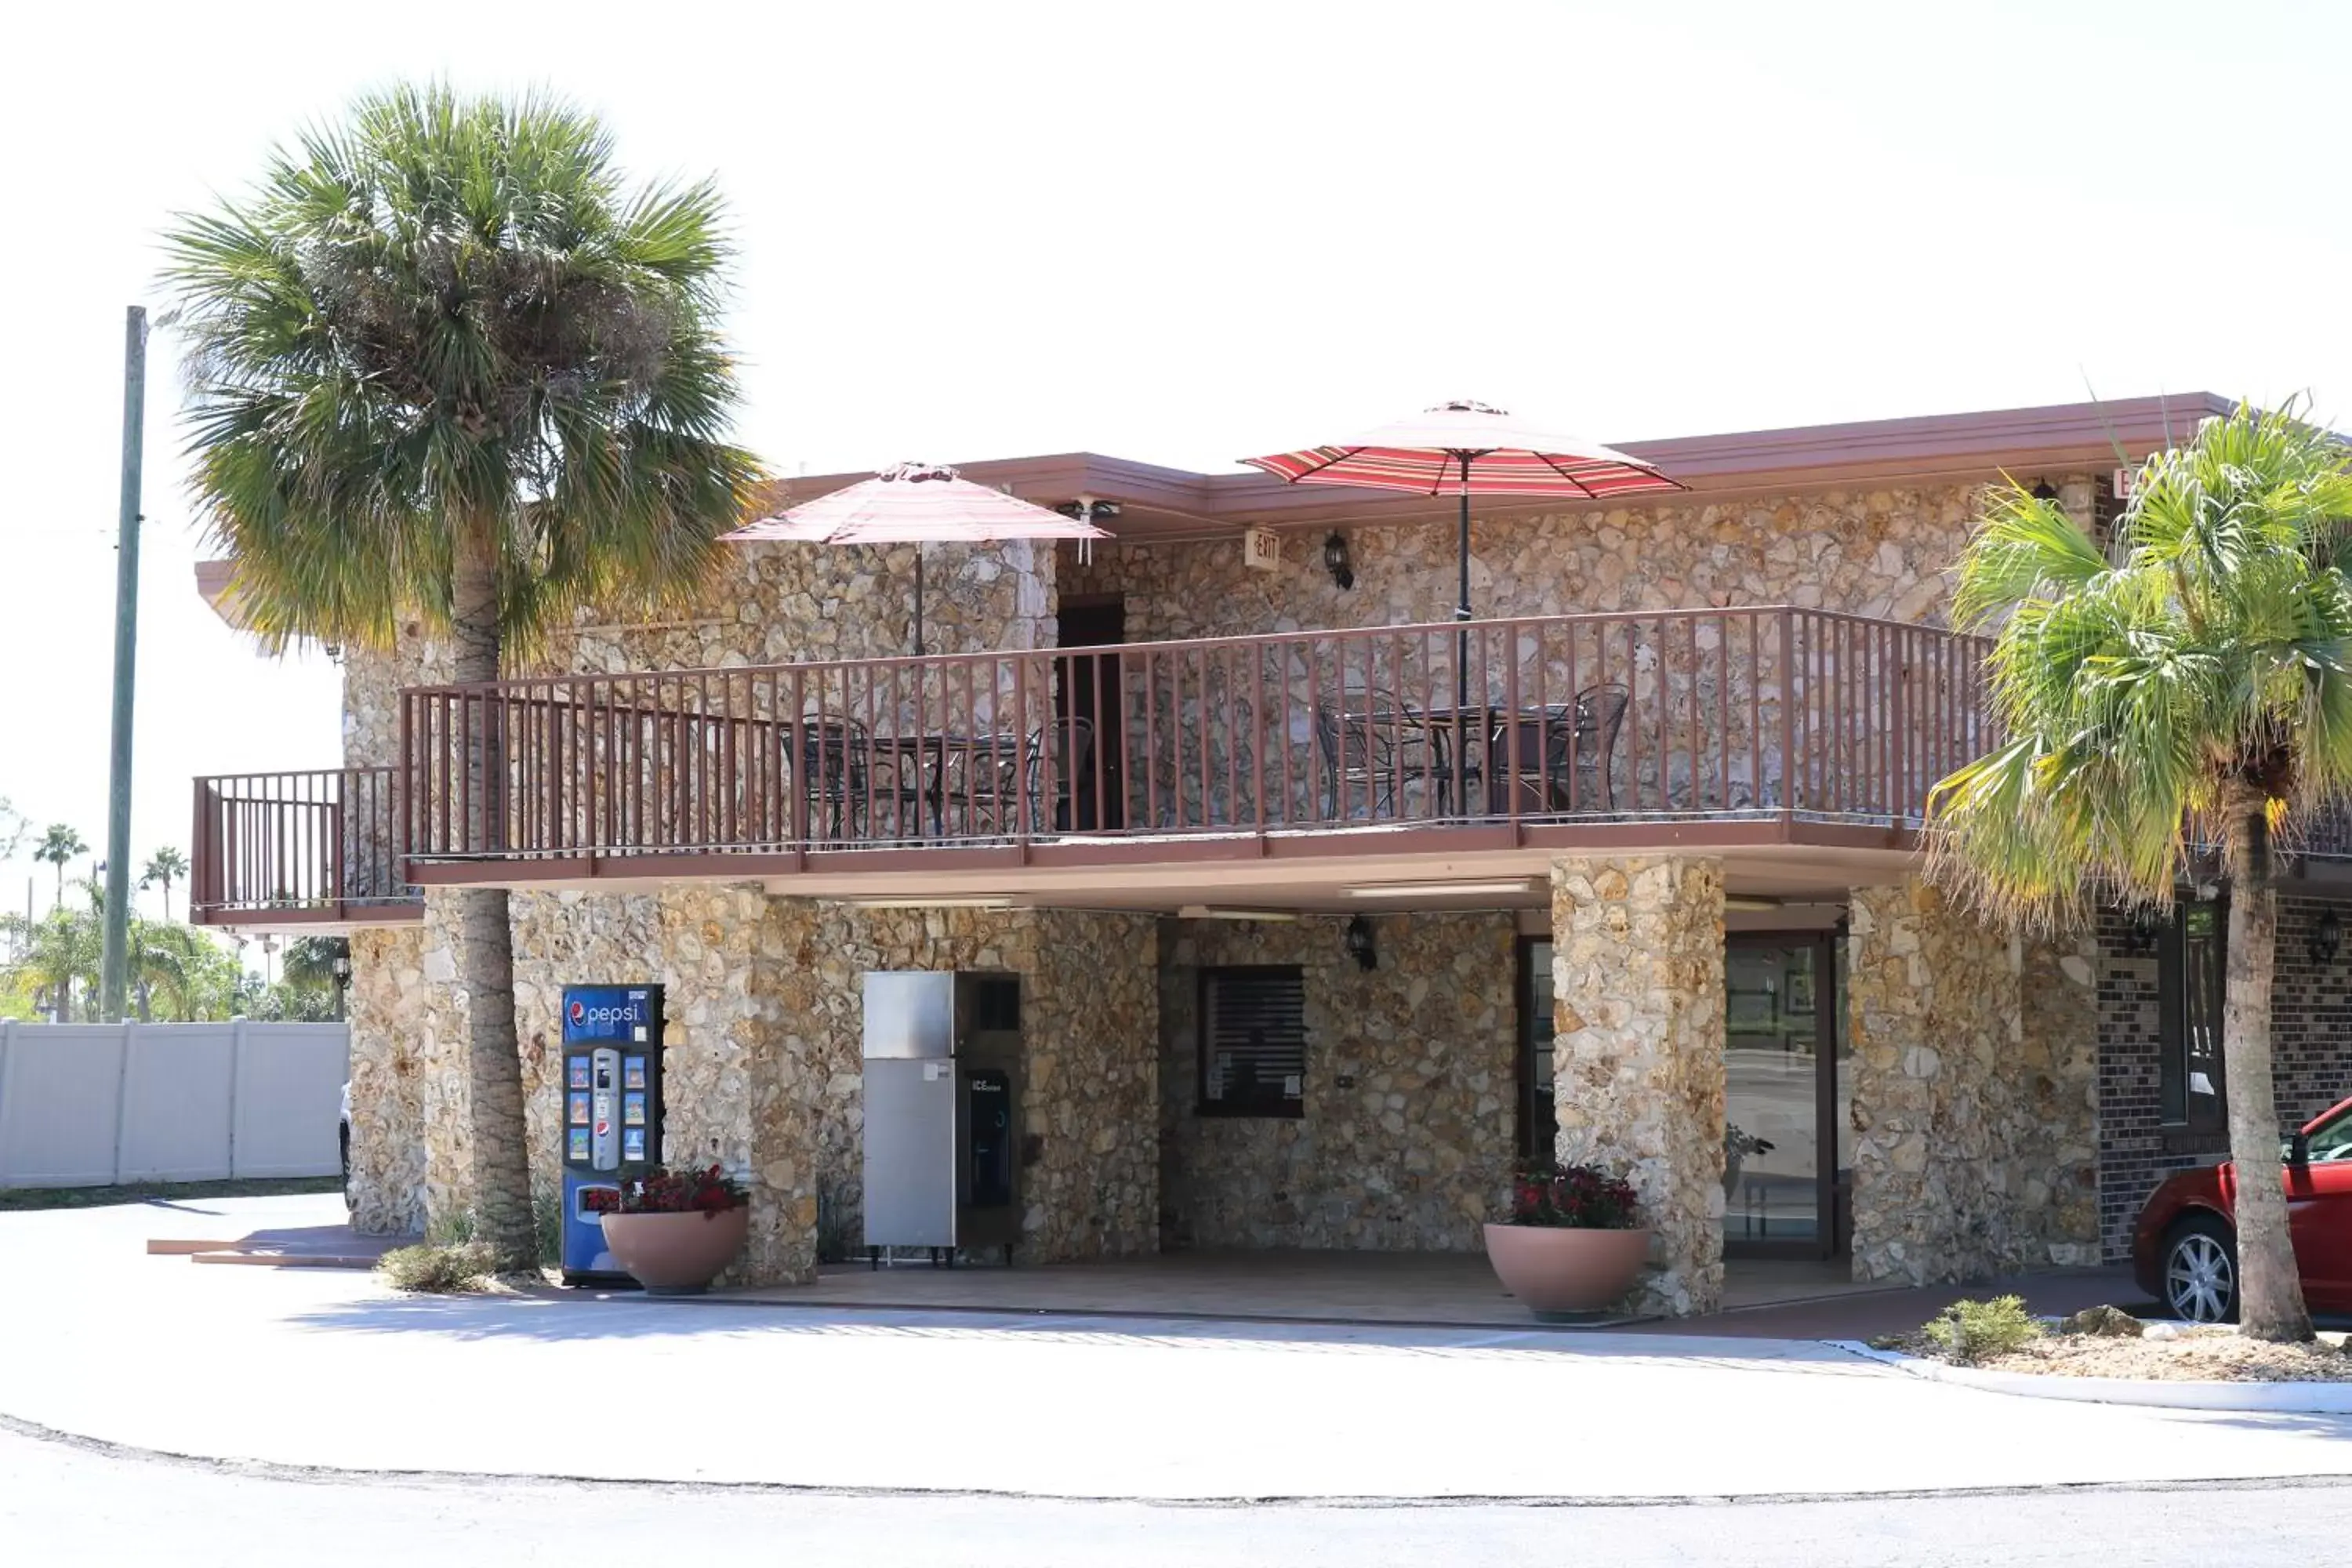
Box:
1878, 1320, 2352, 1382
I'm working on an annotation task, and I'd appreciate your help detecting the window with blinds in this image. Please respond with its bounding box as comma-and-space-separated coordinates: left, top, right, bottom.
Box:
1199, 967, 1306, 1118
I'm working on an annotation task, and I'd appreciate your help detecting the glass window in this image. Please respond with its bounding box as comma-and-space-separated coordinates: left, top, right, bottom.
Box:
1520, 939, 1555, 1158
2304, 1105, 2352, 1164
1199, 967, 1305, 1118
1724, 942, 1824, 1245
2160, 902, 2227, 1132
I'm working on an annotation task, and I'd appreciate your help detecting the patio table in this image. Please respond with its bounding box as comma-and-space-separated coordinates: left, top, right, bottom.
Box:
1409, 700, 1618, 816
865, 731, 1027, 837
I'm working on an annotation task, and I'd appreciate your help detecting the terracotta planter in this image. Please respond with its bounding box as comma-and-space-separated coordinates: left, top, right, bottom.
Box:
1483, 1222, 1650, 1317
600, 1207, 750, 1295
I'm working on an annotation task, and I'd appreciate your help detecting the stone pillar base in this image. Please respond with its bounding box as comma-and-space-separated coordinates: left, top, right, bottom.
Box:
1549, 856, 1726, 1317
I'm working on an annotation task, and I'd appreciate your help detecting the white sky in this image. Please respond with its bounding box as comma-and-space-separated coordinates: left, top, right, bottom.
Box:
1, 0, 2344, 920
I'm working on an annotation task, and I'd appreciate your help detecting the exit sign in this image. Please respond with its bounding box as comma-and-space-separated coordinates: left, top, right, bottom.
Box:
1242, 527, 1280, 572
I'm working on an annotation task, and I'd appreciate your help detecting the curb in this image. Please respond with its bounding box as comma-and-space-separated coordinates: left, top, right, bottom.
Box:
1832, 1340, 2352, 1414
10, 1406, 2352, 1507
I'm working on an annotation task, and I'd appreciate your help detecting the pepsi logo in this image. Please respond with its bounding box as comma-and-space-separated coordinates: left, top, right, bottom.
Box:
567, 1000, 585, 1024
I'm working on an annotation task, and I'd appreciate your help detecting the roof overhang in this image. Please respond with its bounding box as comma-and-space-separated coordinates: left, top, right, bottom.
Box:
198, 393, 2240, 622
751, 393, 2236, 546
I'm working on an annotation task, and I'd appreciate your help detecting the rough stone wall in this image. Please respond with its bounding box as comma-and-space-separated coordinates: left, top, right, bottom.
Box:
1848, 879, 2100, 1283
771, 906, 1162, 1264
1156, 913, 1518, 1252
336, 532, 1065, 1265
345, 924, 430, 1234
2016, 927, 2102, 1267
1549, 856, 1726, 1317
1063, 482, 2001, 645
2096, 894, 2352, 1260
531, 538, 1055, 676
1060, 481, 2042, 830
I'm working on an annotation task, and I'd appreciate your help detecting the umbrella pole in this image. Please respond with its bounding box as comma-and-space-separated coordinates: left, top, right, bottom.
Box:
913, 546, 924, 658
1454, 452, 1472, 712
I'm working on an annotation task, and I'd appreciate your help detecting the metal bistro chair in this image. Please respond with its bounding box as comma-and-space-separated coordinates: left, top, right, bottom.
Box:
938, 717, 1097, 837
1483, 683, 1629, 815
790, 714, 925, 841
1315, 683, 1450, 820
790, 715, 866, 840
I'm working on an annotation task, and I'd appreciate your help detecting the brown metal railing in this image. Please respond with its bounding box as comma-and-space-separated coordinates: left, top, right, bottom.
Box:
190, 767, 419, 921
396, 607, 1993, 864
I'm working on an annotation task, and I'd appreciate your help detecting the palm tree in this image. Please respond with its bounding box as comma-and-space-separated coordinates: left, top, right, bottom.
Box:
1929, 401, 2352, 1343
140, 847, 190, 922
165, 85, 761, 1266
34, 825, 86, 910
3, 907, 103, 1022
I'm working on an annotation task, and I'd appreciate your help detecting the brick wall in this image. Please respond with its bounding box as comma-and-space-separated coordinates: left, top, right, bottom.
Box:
2096, 893, 2352, 1261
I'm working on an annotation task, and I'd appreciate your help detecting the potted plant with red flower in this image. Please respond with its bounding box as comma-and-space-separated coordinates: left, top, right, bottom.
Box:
593, 1164, 751, 1295
1483, 1162, 1650, 1318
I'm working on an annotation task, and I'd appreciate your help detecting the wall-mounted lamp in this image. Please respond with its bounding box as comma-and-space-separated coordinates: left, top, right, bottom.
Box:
1343, 913, 1377, 971
2031, 480, 2060, 503
1323, 532, 1355, 590
330, 954, 354, 989
2119, 906, 2164, 957
2310, 909, 2343, 969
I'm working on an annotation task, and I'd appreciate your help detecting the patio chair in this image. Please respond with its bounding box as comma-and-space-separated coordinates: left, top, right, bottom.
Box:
935, 718, 1098, 836
1483, 683, 1628, 815
1314, 683, 1450, 819
1027, 717, 1098, 833
789, 715, 868, 840
790, 715, 927, 840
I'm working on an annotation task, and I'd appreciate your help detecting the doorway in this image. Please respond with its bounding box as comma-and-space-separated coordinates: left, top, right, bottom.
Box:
1057, 598, 1126, 829
1722, 932, 1849, 1259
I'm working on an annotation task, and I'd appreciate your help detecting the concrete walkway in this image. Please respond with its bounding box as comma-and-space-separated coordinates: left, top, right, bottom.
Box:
10, 1196, 2352, 1501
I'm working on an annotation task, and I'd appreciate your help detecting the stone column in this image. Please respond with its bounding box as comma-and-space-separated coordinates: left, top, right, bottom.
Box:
1549, 855, 1726, 1316
1849, 880, 2103, 1283
657, 885, 818, 1287
345, 925, 430, 1235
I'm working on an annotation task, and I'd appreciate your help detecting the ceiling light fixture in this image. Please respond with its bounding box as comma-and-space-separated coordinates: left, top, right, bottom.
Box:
1176, 906, 1301, 922
1343, 880, 1542, 899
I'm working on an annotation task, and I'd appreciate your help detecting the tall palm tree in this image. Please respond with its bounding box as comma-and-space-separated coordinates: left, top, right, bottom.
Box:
34, 825, 87, 910
165, 85, 761, 1266
140, 847, 190, 922
1929, 401, 2352, 1343
4, 907, 103, 1023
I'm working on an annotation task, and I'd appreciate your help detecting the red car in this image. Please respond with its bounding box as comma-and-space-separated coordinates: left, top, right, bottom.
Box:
2132, 1094, 2352, 1321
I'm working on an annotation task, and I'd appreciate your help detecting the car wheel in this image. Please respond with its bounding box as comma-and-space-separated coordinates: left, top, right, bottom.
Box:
2162, 1213, 2238, 1323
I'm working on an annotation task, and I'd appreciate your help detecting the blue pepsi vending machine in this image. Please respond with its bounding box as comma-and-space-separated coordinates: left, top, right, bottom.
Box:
559, 984, 666, 1286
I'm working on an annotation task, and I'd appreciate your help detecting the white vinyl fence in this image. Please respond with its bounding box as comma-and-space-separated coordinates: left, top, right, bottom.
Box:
0, 1020, 348, 1188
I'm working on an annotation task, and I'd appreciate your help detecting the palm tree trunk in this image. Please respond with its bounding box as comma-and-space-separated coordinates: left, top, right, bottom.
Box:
2221, 796, 2312, 1341
452, 524, 536, 1272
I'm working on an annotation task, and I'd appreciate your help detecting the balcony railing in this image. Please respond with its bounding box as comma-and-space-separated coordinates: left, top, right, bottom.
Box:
394, 607, 1993, 867
191, 768, 420, 924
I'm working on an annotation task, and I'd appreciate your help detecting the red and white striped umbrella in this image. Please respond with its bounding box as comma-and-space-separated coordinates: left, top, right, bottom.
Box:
1243, 400, 1678, 503
724, 463, 1108, 652
1243, 400, 1682, 624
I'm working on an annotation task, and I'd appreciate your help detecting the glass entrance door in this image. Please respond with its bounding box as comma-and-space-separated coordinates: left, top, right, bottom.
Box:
1722, 934, 1847, 1257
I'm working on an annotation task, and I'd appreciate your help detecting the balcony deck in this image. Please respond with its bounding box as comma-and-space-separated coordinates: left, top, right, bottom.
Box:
191, 767, 421, 933
189, 608, 2009, 926
379, 606, 1988, 911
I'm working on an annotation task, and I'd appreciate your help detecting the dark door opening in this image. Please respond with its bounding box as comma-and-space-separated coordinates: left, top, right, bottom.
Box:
1057, 599, 1126, 829
1722, 931, 1848, 1260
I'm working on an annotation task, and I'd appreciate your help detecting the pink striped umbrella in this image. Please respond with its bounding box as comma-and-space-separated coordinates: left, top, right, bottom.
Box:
1242, 399, 1682, 626
724, 462, 1108, 654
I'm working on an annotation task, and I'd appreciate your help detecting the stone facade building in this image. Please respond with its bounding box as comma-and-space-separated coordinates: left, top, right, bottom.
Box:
194, 393, 2352, 1314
